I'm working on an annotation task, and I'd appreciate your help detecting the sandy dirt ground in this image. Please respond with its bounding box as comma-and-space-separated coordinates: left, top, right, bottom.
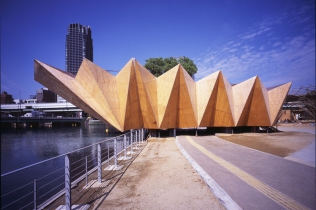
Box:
98, 138, 225, 210
216, 127, 315, 157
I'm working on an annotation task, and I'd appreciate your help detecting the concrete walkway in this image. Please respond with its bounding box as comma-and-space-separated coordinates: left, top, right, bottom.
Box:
277, 125, 315, 135
177, 135, 315, 210
279, 125, 315, 167
285, 140, 315, 167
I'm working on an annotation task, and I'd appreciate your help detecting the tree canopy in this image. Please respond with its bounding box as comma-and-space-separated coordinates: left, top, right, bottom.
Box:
144, 56, 197, 77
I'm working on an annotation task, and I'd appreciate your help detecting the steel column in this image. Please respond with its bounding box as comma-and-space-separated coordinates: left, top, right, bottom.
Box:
135, 130, 138, 149
65, 154, 71, 210
130, 131, 133, 153
33, 179, 37, 210
114, 138, 117, 167
124, 135, 127, 158
85, 156, 88, 187
98, 143, 102, 183
107, 144, 109, 166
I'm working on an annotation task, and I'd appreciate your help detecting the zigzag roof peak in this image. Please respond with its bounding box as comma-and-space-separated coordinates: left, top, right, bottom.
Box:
34, 58, 291, 131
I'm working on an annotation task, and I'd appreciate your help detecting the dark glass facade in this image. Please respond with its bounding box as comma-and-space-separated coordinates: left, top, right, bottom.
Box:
65, 23, 93, 75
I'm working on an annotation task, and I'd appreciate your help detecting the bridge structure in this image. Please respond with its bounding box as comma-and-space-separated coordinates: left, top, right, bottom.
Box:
1, 102, 81, 114
1, 102, 84, 128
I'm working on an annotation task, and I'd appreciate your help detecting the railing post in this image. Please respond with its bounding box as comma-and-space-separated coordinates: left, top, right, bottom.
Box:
107, 144, 109, 166
140, 129, 142, 143
139, 129, 141, 145
34, 179, 37, 210
85, 156, 88, 187
142, 129, 144, 143
120, 139, 123, 158
98, 143, 102, 183
135, 130, 138, 149
130, 130, 133, 153
114, 138, 117, 167
124, 134, 127, 158
65, 154, 71, 210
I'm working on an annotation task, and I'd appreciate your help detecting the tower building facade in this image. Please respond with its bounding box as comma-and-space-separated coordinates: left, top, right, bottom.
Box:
65, 23, 93, 75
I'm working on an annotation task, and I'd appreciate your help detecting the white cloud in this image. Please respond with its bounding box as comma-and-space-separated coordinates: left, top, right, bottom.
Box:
240, 52, 251, 59
273, 42, 282, 47
291, 3, 315, 25
232, 42, 242, 47
203, 55, 215, 64
195, 5, 315, 89
239, 25, 272, 41
288, 36, 305, 48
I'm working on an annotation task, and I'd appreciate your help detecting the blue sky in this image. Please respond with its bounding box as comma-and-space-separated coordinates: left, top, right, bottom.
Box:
1, 0, 315, 99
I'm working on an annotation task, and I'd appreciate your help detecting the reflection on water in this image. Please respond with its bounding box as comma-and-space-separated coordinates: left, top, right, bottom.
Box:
1, 124, 120, 209
1, 124, 117, 174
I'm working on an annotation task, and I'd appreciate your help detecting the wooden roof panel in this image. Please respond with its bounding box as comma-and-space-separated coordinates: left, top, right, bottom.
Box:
268, 82, 292, 125
35, 59, 292, 131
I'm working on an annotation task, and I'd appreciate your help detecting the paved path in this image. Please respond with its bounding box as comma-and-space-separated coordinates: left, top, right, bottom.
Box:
285, 140, 315, 167
279, 125, 315, 167
277, 125, 315, 135
177, 135, 315, 210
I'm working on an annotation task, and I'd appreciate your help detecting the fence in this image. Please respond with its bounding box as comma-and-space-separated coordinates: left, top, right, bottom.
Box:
1, 129, 147, 210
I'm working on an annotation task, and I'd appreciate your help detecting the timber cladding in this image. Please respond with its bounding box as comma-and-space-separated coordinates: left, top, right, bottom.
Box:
34, 58, 291, 132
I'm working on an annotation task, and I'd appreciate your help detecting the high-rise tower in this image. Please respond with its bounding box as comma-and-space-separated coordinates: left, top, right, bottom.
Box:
65, 23, 93, 75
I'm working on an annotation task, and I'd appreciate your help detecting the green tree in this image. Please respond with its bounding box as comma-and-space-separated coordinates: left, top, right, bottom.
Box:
143, 57, 164, 77
163, 57, 178, 73
144, 56, 198, 77
178, 56, 198, 77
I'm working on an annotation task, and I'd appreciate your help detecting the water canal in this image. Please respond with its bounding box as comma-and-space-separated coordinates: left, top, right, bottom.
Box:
1, 124, 119, 209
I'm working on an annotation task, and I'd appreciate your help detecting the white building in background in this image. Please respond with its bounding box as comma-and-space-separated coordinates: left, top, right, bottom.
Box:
57, 95, 67, 103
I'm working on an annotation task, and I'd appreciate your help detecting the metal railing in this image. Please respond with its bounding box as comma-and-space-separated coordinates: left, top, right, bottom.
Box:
1, 129, 147, 210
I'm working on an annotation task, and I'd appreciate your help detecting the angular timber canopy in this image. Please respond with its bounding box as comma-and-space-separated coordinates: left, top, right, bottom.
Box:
34, 58, 291, 132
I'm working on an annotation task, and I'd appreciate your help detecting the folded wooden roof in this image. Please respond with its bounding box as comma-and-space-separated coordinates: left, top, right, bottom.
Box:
34, 58, 291, 132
